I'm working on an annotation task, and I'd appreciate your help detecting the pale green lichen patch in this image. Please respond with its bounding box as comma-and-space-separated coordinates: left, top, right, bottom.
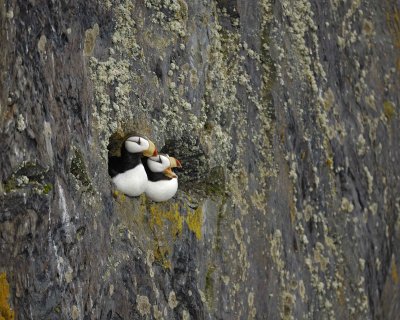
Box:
16, 114, 26, 132
281, 290, 295, 320
168, 291, 178, 309
205, 266, 215, 307
341, 197, 354, 213
112, 2, 141, 57
137, 295, 151, 316
247, 291, 257, 319
88, 2, 146, 160
144, 0, 188, 37
5, 9, 13, 19
37, 34, 47, 55
278, 0, 325, 92
89, 56, 135, 159
83, 23, 99, 56
153, 305, 163, 319
3, 162, 52, 195
363, 166, 374, 196
313, 242, 329, 272
182, 309, 190, 320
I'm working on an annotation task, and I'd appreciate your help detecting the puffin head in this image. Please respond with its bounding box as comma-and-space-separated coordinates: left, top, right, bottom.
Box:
147, 154, 170, 172
147, 154, 182, 179
124, 136, 158, 157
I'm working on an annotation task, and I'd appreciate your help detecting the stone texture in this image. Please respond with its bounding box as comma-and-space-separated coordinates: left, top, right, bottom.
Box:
0, 0, 399, 319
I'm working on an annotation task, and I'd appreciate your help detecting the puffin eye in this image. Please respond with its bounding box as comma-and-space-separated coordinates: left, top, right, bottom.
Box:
138, 137, 141, 145
158, 155, 162, 163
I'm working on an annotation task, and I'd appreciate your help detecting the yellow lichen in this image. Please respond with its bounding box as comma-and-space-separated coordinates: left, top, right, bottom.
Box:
148, 203, 183, 269
145, 202, 204, 269
391, 257, 399, 284
0, 273, 15, 320
326, 157, 334, 170
148, 203, 183, 238
186, 206, 203, 240
383, 101, 396, 121
322, 88, 335, 111
153, 243, 172, 269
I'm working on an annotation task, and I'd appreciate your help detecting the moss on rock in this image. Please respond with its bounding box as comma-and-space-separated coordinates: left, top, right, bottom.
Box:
0, 272, 15, 320
70, 149, 92, 189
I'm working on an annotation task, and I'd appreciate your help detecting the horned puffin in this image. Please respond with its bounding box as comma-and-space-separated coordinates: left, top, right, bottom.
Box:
144, 154, 182, 202
108, 135, 158, 197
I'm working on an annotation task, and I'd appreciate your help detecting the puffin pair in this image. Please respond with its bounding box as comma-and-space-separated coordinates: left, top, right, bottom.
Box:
108, 135, 182, 202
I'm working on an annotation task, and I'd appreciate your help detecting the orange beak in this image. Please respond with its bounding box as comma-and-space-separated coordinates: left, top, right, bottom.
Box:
169, 157, 182, 168
163, 167, 177, 179
143, 140, 158, 157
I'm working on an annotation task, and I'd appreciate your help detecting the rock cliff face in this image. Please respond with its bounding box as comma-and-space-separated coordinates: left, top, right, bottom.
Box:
1, 0, 399, 319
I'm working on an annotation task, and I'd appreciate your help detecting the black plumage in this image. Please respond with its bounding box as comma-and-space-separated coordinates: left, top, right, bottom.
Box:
108, 145, 142, 178
142, 159, 172, 182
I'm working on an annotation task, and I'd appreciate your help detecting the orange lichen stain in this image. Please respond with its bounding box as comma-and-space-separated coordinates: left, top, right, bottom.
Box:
186, 206, 203, 240
391, 258, 399, 284
0, 272, 15, 320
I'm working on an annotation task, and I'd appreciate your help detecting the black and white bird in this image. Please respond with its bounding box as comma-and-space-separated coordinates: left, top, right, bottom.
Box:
144, 154, 182, 202
108, 135, 158, 197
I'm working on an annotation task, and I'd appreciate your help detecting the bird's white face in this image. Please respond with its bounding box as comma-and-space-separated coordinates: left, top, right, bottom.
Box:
147, 154, 170, 172
148, 154, 181, 178
124, 136, 157, 156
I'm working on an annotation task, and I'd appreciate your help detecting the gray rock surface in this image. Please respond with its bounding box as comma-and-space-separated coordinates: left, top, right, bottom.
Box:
1, 0, 399, 319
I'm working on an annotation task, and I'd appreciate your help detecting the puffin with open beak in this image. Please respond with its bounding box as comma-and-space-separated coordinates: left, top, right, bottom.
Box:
108, 135, 158, 197
144, 154, 182, 202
